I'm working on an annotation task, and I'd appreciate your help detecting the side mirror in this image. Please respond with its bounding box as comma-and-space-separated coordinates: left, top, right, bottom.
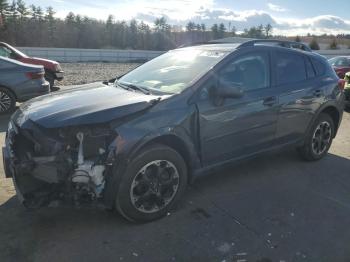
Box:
103, 78, 117, 85
214, 81, 244, 99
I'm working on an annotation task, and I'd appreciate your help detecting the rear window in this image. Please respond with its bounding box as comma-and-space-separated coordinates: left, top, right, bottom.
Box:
275, 51, 306, 85
311, 57, 326, 76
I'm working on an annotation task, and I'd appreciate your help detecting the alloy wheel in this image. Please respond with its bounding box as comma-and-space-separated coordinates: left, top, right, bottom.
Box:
312, 121, 332, 155
0, 91, 12, 113
130, 160, 180, 213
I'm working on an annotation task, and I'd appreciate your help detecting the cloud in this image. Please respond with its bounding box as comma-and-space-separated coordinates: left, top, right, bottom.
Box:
134, 8, 277, 31
267, 3, 287, 12
53, 1, 350, 36
275, 15, 350, 35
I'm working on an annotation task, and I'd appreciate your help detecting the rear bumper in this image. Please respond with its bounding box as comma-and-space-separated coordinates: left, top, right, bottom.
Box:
17, 82, 50, 102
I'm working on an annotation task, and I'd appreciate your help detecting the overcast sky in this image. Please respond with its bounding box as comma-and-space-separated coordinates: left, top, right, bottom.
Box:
26, 0, 350, 36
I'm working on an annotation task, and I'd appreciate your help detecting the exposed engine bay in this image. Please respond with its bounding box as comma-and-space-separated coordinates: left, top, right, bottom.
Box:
8, 121, 116, 208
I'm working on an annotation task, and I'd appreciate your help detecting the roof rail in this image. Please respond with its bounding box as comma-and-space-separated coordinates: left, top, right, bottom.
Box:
177, 41, 217, 48
238, 40, 312, 52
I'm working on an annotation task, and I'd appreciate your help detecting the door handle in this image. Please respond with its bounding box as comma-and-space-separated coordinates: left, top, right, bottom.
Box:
263, 96, 277, 106
313, 90, 322, 97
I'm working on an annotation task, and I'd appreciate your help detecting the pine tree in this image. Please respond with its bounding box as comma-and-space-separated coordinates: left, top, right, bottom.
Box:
0, 0, 9, 28
329, 38, 338, 50
264, 23, 273, 38
45, 7, 56, 46
309, 37, 320, 50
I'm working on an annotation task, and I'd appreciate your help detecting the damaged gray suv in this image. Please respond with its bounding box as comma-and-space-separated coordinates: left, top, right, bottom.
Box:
3, 40, 345, 222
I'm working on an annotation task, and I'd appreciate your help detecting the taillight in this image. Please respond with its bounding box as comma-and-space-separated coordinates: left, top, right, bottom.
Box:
338, 79, 345, 91
26, 71, 45, 80
55, 63, 62, 71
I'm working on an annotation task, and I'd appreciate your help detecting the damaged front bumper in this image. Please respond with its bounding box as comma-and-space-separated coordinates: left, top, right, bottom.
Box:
3, 117, 117, 209
3, 140, 25, 204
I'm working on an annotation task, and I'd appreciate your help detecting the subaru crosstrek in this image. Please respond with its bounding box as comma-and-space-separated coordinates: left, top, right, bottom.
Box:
3, 40, 345, 222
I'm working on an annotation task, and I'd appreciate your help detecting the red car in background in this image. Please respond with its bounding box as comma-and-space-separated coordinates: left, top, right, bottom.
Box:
328, 56, 350, 79
0, 42, 64, 90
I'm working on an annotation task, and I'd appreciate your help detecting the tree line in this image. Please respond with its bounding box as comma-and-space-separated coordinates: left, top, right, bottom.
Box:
1, 0, 348, 51
0, 0, 275, 50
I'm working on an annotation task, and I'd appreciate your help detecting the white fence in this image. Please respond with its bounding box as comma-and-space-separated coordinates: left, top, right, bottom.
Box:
317, 49, 350, 58
18, 47, 164, 63
17, 47, 350, 62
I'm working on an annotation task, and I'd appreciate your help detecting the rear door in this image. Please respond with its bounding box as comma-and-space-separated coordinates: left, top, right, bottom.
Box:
195, 49, 279, 165
272, 50, 320, 145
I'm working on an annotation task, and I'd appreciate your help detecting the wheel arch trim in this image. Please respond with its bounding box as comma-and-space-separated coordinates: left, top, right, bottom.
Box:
307, 102, 343, 138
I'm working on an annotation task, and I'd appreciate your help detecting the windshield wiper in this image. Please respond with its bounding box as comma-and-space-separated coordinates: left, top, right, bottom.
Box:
117, 82, 151, 95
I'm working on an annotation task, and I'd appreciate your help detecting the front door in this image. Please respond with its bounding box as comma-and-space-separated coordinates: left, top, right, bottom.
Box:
196, 50, 279, 165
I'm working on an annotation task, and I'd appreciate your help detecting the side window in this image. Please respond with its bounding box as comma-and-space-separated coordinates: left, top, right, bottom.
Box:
275, 51, 306, 85
219, 52, 270, 91
305, 57, 316, 78
198, 76, 215, 101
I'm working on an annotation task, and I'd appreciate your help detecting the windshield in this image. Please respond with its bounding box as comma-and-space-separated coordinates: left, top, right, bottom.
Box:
0, 47, 12, 58
7, 44, 28, 58
117, 49, 228, 94
0, 44, 28, 59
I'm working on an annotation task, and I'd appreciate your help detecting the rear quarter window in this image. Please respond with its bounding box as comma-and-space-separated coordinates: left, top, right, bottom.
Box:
311, 57, 326, 76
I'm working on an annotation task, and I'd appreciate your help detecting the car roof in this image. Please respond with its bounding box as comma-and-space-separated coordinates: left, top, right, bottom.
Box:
176, 43, 241, 52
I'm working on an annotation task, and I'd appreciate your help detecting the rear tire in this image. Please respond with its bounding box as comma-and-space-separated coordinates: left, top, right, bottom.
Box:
115, 144, 187, 222
297, 113, 334, 161
0, 87, 16, 114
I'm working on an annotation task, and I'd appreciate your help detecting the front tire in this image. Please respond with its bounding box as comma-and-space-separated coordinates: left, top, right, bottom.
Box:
298, 113, 334, 161
0, 87, 16, 114
45, 72, 56, 91
115, 144, 187, 222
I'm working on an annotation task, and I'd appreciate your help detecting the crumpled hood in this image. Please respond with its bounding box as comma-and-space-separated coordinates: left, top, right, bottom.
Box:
14, 82, 161, 128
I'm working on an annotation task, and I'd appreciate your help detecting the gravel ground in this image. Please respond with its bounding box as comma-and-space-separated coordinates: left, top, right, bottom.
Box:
58, 63, 141, 86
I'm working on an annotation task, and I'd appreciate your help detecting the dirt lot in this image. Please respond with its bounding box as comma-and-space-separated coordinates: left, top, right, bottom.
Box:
58, 63, 140, 86
1, 64, 350, 261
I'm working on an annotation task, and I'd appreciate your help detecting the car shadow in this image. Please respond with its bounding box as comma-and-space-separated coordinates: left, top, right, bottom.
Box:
51, 86, 61, 92
1, 150, 350, 261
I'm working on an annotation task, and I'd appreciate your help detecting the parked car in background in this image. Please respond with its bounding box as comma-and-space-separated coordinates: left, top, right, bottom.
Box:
0, 42, 63, 90
0, 57, 50, 113
344, 72, 350, 108
328, 56, 350, 79
3, 40, 344, 222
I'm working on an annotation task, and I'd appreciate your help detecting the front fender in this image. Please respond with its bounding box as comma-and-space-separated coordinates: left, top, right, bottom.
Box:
103, 125, 200, 208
